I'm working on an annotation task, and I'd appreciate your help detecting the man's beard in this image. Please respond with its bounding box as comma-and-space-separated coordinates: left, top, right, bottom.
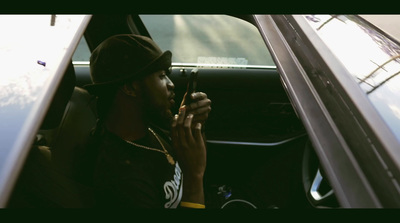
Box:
143, 102, 174, 130
138, 83, 175, 130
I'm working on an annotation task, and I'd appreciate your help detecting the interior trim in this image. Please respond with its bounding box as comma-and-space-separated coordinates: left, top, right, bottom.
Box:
207, 134, 306, 147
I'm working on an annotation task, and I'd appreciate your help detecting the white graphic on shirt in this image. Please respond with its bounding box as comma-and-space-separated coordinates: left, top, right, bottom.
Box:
164, 162, 183, 208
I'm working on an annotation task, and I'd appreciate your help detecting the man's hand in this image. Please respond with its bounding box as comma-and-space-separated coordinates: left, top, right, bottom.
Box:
171, 106, 206, 177
171, 106, 206, 205
181, 92, 211, 125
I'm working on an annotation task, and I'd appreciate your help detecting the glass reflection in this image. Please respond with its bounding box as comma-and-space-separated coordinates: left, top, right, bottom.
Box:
305, 15, 400, 142
0, 14, 87, 156
0, 15, 82, 110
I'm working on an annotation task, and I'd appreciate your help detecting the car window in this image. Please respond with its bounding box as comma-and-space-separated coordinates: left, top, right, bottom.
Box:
139, 15, 275, 68
0, 14, 90, 207
305, 15, 400, 142
72, 36, 90, 63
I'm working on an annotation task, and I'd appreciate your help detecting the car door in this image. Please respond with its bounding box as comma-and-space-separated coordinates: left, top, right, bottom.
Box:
254, 14, 400, 208
76, 14, 309, 208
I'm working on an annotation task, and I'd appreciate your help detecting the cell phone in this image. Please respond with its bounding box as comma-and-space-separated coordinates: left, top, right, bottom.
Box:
184, 68, 198, 105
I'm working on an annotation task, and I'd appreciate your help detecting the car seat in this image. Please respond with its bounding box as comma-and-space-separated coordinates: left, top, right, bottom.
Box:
7, 62, 98, 208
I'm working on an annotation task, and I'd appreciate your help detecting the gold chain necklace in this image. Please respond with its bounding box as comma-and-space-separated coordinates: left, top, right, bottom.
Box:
123, 127, 175, 165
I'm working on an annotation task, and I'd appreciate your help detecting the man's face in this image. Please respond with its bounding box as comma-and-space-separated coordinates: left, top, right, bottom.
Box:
138, 69, 175, 128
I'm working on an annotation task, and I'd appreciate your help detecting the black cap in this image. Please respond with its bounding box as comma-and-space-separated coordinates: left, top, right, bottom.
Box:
84, 34, 172, 95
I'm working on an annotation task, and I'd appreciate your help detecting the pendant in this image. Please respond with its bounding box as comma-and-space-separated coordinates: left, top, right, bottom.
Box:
166, 154, 175, 165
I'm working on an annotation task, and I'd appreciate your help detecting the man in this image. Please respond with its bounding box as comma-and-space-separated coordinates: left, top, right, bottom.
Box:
84, 34, 211, 208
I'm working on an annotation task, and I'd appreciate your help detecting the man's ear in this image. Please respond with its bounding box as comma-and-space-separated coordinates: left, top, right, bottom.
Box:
121, 82, 141, 97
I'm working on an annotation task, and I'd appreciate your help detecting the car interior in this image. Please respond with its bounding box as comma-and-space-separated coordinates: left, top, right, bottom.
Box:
6, 15, 340, 208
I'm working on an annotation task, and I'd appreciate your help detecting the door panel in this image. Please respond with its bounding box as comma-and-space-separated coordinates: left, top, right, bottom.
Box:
169, 67, 305, 143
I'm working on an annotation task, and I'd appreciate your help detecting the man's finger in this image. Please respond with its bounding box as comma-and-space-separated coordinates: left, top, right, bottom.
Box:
191, 92, 207, 100
188, 106, 211, 115
193, 122, 203, 143
170, 114, 180, 148
186, 99, 211, 111
184, 114, 195, 143
177, 106, 186, 124
177, 106, 187, 146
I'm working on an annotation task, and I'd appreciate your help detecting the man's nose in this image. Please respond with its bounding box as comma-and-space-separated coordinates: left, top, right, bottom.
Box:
167, 77, 175, 89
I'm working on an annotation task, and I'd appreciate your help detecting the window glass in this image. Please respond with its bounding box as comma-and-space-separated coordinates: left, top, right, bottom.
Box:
305, 15, 400, 142
139, 15, 275, 68
72, 36, 90, 62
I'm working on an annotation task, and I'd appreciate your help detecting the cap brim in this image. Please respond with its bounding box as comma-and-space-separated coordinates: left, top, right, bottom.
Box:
84, 50, 172, 96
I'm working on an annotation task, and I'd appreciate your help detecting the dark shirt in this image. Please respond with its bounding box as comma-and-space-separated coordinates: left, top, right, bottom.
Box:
93, 127, 183, 208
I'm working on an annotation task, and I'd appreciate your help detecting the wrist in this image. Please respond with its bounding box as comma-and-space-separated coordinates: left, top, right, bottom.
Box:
182, 175, 204, 205
183, 175, 203, 192
182, 167, 204, 186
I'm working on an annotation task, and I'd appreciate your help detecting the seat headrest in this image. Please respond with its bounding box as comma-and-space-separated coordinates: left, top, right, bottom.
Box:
40, 62, 76, 130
